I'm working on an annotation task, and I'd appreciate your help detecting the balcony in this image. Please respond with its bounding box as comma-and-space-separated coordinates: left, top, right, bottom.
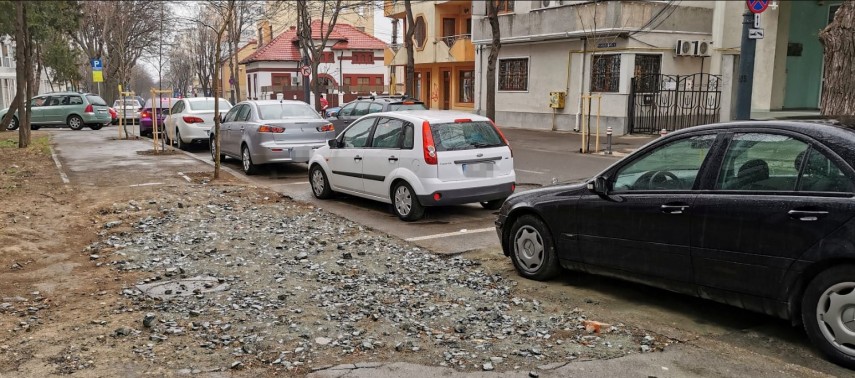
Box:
387, 34, 474, 66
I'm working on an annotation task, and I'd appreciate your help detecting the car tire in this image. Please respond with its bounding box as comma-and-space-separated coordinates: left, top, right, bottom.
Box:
31, 124, 41, 131
5, 116, 18, 130
801, 265, 855, 369
210, 137, 226, 162
241, 145, 258, 175
67, 115, 84, 130
391, 181, 425, 221
175, 129, 186, 150
309, 165, 334, 199
89, 124, 102, 130
480, 198, 505, 210
508, 214, 562, 281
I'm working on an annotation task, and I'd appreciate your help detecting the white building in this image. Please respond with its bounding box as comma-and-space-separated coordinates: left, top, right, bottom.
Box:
471, 0, 841, 135
240, 21, 389, 106
0, 35, 57, 109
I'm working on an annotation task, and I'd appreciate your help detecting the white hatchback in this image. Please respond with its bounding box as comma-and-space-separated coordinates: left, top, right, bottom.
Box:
308, 110, 516, 221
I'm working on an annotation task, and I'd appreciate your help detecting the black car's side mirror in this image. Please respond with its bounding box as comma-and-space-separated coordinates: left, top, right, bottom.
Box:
328, 139, 338, 149
587, 176, 609, 195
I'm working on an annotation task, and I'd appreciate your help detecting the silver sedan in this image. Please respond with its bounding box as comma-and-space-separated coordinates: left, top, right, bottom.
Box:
210, 100, 334, 175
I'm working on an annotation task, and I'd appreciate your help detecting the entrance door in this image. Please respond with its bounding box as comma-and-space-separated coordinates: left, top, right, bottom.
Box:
442, 18, 456, 46
783, 2, 840, 109
442, 70, 451, 110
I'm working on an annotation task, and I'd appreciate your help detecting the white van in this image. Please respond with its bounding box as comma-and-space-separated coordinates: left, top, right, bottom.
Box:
308, 110, 516, 221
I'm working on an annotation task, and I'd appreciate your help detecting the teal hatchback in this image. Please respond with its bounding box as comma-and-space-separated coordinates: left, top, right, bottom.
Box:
1, 92, 112, 131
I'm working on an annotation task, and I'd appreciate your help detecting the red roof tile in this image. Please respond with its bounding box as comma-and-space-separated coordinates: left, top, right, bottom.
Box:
241, 21, 387, 64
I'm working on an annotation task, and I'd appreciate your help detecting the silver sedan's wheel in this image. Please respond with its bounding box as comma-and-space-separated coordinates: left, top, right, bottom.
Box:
241, 145, 258, 175
391, 182, 424, 221
802, 265, 855, 369
507, 214, 561, 281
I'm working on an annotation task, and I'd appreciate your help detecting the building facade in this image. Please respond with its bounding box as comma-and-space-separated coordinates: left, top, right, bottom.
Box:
219, 40, 258, 103
240, 21, 388, 103
0, 36, 53, 110
385, 0, 475, 111
470, 0, 841, 135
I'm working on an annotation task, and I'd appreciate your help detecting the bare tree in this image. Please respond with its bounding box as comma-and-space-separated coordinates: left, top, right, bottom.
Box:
403, 0, 415, 97
819, 1, 855, 117
166, 47, 196, 97
13, 1, 30, 146
193, 16, 219, 97
485, 1, 501, 122
295, 0, 344, 111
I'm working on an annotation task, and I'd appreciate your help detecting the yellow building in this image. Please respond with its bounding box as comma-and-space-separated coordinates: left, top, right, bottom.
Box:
385, 0, 474, 110
219, 40, 258, 103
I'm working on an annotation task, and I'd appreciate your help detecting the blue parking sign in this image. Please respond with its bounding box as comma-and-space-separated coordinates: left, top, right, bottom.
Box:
90, 59, 103, 71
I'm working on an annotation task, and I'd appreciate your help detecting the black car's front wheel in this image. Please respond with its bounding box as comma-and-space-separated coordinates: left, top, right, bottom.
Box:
509, 214, 561, 281
802, 265, 855, 369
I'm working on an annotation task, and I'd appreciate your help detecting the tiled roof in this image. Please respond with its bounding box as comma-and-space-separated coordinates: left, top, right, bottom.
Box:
240, 29, 301, 64
241, 21, 387, 64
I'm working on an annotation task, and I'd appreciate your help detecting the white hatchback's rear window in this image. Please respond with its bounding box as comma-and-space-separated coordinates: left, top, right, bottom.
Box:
430, 121, 505, 151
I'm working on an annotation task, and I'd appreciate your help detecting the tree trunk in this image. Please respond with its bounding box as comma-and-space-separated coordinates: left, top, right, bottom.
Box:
16, 1, 30, 147
0, 95, 20, 130
486, 3, 501, 122
403, 0, 416, 99
213, 6, 232, 180
819, 1, 855, 117
232, 2, 243, 103
33, 44, 42, 95
227, 3, 236, 103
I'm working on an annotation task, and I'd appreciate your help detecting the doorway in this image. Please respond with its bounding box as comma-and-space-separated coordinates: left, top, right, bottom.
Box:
441, 70, 451, 110
783, 1, 841, 109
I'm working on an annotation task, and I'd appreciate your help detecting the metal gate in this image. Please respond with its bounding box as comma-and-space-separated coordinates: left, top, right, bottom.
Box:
628, 73, 722, 134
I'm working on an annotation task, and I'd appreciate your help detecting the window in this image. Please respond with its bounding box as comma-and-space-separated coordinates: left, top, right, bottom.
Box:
344, 77, 351, 86
258, 104, 320, 120
224, 105, 241, 123
368, 103, 383, 114
498, 58, 528, 91
712, 133, 854, 192
319, 52, 335, 63
430, 121, 505, 152
47, 97, 61, 106
29, 97, 45, 107
339, 102, 357, 117
613, 134, 715, 191
171, 101, 184, 114
187, 99, 231, 111
374, 77, 383, 86
493, 0, 514, 13
591, 54, 621, 92
354, 101, 370, 116
341, 118, 375, 148
459, 70, 474, 103
357, 77, 370, 86
414, 16, 427, 48
634, 54, 661, 92
272, 73, 291, 89
371, 118, 405, 148
352, 51, 374, 64
402, 122, 415, 149
68, 96, 83, 105
235, 104, 252, 121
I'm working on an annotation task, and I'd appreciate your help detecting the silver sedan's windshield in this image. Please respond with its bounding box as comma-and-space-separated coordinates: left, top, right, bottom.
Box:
258, 104, 320, 120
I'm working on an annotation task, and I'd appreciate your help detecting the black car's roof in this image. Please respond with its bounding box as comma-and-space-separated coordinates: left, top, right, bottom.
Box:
669, 118, 855, 141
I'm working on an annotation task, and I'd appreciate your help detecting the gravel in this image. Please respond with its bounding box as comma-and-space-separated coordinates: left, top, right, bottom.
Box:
86, 186, 667, 373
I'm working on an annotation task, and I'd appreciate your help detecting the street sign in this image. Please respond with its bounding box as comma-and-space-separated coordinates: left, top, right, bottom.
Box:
753, 14, 761, 28
747, 0, 769, 14
92, 70, 103, 83
749, 28, 765, 39
90, 59, 102, 71
301, 65, 311, 77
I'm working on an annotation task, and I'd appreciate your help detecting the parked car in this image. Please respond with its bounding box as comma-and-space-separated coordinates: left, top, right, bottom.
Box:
108, 107, 118, 124
210, 100, 333, 174
139, 97, 180, 137
309, 110, 515, 221
496, 120, 855, 369
327, 96, 425, 136
1, 92, 111, 131
111, 99, 141, 124
325, 106, 341, 118
163, 97, 232, 150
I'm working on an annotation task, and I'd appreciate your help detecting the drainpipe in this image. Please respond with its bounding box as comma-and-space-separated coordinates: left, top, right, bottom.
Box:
476, 45, 483, 115
575, 37, 587, 132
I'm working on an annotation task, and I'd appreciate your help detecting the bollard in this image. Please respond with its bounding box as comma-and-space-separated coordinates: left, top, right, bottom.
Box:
606, 127, 613, 155
660, 129, 668, 137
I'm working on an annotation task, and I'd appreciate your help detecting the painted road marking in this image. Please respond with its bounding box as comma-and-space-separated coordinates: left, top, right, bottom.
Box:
128, 182, 164, 187
283, 181, 310, 185
49, 146, 70, 184
516, 169, 545, 174
178, 172, 192, 182
405, 227, 495, 242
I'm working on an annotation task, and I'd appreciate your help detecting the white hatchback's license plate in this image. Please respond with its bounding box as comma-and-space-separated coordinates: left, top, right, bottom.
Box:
462, 162, 495, 178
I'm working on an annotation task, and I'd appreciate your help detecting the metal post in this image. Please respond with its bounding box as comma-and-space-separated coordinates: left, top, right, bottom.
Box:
606, 126, 613, 155
595, 95, 601, 153
303, 57, 311, 105
735, 10, 756, 120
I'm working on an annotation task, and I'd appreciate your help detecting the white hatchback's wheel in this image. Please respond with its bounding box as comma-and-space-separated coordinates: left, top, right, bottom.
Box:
391, 182, 424, 221
802, 265, 855, 369
309, 165, 334, 199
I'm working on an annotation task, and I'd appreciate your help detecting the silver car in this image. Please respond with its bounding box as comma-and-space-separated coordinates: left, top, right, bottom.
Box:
210, 100, 334, 175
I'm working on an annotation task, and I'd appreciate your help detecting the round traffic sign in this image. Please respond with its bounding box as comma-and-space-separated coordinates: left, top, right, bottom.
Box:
747, 0, 769, 14
301, 65, 311, 77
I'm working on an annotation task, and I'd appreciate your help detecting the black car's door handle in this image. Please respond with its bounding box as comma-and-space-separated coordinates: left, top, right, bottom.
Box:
788, 209, 829, 221
388, 156, 398, 162
660, 203, 690, 214
354, 155, 362, 161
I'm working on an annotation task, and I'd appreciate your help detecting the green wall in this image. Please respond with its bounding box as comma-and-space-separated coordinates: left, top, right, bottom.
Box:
784, 1, 841, 109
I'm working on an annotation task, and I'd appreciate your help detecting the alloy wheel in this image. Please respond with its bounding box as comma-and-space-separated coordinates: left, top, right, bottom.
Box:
311, 169, 325, 196
816, 282, 855, 357
514, 225, 545, 274
394, 186, 412, 216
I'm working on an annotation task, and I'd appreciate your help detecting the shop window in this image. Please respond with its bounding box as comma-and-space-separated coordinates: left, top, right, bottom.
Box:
591, 54, 621, 92
498, 58, 528, 91
459, 70, 474, 103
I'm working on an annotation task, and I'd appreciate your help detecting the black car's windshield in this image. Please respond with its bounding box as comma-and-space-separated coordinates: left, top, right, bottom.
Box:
431, 121, 505, 151
389, 103, 427, 111
258, 104, 320, 120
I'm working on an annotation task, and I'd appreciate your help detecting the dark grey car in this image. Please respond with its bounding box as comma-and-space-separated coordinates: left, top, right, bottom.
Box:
209, 100, 334, 175
327, 96, 425, 136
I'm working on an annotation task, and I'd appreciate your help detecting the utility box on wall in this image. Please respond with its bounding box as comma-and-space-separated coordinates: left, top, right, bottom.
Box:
549, 91, 566, 109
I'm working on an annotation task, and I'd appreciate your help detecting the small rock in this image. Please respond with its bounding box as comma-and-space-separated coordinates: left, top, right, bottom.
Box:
230, 361, 242, 369
296, 252, 308, 260
483, 362, 494, 371
640, 345, 651, 353
104, 221, 122, 229
342, 252, 352, 260
143, 313, 156, 328
529, 371, 540, 378
89, 254, 100, 260
114, 327, 131, 337
490, 356, 504, 364
315, 337, 332, 346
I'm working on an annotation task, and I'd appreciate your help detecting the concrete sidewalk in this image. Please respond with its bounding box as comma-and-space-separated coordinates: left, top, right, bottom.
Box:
500, 127, 657, 158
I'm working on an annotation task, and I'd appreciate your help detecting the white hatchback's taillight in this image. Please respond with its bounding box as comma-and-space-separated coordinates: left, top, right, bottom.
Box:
422, 121, 437, 165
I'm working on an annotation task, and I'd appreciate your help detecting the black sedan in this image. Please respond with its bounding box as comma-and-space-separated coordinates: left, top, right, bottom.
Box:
496, 120, 855, 369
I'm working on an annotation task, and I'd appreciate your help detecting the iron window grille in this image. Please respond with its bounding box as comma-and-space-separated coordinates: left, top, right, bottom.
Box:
591, 54, 621, 93
499, 58, 528, 91
634, 54, 662, 92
